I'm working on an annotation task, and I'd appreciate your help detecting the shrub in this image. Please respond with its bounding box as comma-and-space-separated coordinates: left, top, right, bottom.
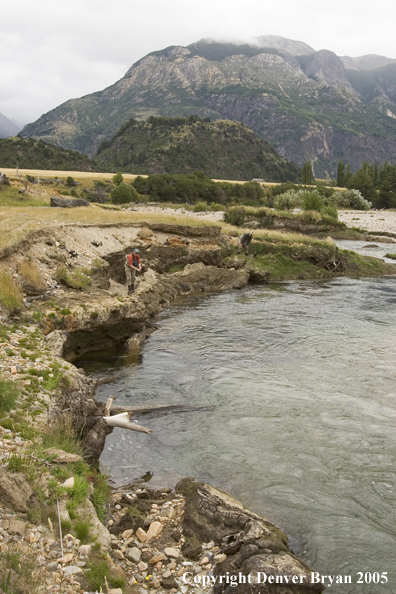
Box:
301, 190, 324, 212
193, 201, 208, 212
0, 267, 23, 312
112, 172, 123, 186
111, 182, 139, 204
339, 189, 371, 210
66, 176, 75, 187
224, 206, 246, 226
209, 202, 225, 211
273, 190, 301, 211
322, 205, 338, 220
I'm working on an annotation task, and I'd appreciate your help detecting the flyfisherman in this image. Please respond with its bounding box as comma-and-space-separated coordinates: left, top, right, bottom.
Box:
125, 248, 141, 294
238, 232, 253, 255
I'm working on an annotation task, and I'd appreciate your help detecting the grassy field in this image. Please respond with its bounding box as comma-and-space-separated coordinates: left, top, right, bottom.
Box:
0, 168, 284, 187
0, 168, 143, 182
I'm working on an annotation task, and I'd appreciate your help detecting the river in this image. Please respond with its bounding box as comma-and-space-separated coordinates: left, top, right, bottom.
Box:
79, 248, 396, 593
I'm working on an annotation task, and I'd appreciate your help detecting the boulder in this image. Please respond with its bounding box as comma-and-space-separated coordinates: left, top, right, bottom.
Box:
75, 498, 111, 551
0, 468, 36, 512
50, 197, 90, 208
176, 478, 324, 594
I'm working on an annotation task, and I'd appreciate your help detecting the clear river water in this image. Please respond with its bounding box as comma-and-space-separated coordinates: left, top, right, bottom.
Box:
79, 242, 396, 594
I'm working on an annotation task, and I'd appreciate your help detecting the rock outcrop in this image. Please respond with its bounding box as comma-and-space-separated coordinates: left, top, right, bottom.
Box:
50, 197, 90, 208
177, 478, 324, 593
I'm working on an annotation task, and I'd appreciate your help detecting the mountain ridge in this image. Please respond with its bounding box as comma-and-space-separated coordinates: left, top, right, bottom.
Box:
93, 115, 301, 181
0, 113, 21, 139
21, 36, 396, 177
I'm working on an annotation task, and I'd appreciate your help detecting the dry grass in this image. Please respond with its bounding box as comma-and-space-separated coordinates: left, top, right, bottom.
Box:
18, 261, 46, 291
0, 267, 23, 311
0, 206, 220, 250
0, 168, 144, 182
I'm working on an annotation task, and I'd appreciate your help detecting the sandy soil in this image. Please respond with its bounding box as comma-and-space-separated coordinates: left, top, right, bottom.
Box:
129, 204, 225, 222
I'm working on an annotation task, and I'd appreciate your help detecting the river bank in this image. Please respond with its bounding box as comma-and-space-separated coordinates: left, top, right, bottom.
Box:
1, 217, 395, 593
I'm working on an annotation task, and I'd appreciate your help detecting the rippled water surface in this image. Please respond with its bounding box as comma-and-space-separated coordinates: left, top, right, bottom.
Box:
83, 276, 396, 593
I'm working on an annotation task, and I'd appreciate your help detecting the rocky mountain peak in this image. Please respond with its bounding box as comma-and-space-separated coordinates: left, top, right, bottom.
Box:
302, 49, 356, 91
254, 35, 316, 56
0, 112, 21, 138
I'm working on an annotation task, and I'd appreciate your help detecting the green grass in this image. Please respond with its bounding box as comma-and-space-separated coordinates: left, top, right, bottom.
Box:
41, 417, 83, 455
74, 519, 90, 543
55, 266, 92, 290
251, 253, 330, 281
0, 380, 19, 414
85, 559, 126, 592
0, 185, 50, 208
91, 473, 111, 523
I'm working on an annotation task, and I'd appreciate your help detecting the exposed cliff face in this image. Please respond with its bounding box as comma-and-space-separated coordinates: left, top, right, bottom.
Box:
21, 39, 396, 177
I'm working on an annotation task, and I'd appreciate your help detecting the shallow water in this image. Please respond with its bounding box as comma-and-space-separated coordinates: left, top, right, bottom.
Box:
81, 276, 396, 593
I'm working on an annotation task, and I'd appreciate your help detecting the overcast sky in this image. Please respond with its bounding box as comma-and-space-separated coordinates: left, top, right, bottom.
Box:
1, 0, 396, 126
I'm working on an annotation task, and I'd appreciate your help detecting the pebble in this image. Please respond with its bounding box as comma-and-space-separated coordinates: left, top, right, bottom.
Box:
136, 527, 148, 542
62, 566, 83, 577
126, 547, 141, 562
146, 521, 163, 540
164, 547, 180, 558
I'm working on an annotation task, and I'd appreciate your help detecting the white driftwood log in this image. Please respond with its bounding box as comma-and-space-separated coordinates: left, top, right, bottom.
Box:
103, 412, 152, 435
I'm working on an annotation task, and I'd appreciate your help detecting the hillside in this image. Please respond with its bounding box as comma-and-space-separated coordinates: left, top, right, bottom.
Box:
0, 112, 21, 138
0, 136, 96, 171
94, 116, 301, 182
21, 37, 396, 177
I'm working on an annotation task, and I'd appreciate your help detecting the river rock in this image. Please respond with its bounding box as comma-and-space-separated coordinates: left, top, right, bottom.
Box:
149, 553, 166, 564
164, 546, 180, 558
161, 576, 178, 589
135, 527, 148, 542
126, 547, 141, 562
146, 520, 163, 540
62, 565, 83, 577
177, 478, 324, 594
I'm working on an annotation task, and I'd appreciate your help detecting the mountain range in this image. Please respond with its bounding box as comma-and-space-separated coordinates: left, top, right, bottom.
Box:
21, 35, 396, 177
0, 112, 21, 138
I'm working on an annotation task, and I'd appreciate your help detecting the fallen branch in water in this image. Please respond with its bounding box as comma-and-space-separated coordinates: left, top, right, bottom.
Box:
103, 412, 152, 434
102, 395, 152, 434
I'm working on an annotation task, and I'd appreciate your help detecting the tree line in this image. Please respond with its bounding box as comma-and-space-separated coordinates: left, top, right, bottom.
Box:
337, 160, 396, 208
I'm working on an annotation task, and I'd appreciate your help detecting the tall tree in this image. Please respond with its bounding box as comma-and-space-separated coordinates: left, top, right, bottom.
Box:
301, 161, 313, 185
337, 161, 345, 187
